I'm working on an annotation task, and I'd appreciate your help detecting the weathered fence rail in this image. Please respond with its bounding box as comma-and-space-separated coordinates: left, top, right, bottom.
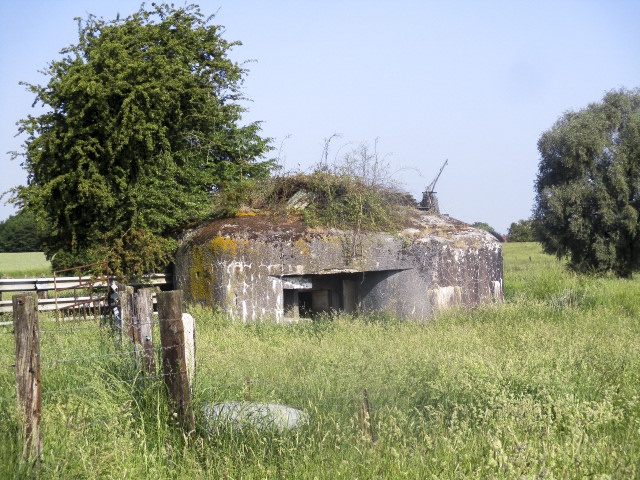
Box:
0, 295, 162, 315
0, 274, 171, 313
0, 273, 170, 293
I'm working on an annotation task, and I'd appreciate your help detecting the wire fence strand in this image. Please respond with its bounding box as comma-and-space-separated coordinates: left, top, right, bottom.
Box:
41, 343, 182, 366
39, 316, 177, 334
43, 371, 180, 397
40, 325, 110, 333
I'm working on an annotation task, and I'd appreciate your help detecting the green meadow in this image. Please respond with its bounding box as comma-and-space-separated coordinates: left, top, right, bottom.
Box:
0, 252, 52, 278
1, 243, 639, 478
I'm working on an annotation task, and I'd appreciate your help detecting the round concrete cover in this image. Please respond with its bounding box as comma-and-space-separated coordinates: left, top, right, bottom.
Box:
204, 402, 311, 431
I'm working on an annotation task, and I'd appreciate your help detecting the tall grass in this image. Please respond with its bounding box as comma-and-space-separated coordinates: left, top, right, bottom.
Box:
0, 243, 639, 478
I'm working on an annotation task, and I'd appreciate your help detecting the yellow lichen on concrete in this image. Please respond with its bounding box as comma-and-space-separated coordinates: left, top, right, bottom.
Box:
210, 236, 248, 256
293, 239, 310, 255
189, 244, 208, 304
188, 237, 249, 307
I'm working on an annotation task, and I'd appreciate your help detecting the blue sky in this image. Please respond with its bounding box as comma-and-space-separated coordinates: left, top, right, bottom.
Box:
1, 0, 639, 233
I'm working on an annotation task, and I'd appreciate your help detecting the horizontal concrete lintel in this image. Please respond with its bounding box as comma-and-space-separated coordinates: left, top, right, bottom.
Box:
281, 276, 313, 290
277, 267, 412, 278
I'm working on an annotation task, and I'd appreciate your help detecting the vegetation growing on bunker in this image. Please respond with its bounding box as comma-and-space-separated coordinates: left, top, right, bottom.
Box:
205, 137, 418, 233
212, 171, 417, 233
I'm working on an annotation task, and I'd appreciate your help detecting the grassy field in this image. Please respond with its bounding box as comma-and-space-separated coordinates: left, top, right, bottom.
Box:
0, 252, 52, 278
1, 242, 639, 478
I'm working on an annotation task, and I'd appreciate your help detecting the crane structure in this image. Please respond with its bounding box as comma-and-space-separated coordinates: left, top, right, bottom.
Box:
419, 159, 448, 213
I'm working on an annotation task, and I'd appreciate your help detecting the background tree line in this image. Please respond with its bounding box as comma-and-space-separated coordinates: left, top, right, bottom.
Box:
0, 211, 47, 253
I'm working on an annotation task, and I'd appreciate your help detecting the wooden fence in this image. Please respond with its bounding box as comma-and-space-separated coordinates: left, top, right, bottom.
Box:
8, 289, 193, 460
0, 274, 171, 314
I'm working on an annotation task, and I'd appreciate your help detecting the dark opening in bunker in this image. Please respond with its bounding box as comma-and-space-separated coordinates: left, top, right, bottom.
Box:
283, 288, 332, 318
279, 269, 407, 320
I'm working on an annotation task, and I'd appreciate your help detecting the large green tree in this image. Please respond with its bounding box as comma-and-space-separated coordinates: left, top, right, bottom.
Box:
534, 88, 640, 277
11, 3, 272, 275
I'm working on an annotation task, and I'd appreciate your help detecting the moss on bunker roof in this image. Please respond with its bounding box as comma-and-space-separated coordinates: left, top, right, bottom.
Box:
184, 173, 499, 247
189, 210, 492, 247
192, 213, 315, 244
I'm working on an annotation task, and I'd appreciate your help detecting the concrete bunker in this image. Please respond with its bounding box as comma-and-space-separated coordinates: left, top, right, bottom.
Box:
174, 211, 504, 322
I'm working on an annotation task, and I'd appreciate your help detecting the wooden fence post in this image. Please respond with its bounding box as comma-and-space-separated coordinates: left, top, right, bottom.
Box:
157, 290, 195, 433
117, 284, 134, 343
135, 288, 156, 374
13, 293, 42, 460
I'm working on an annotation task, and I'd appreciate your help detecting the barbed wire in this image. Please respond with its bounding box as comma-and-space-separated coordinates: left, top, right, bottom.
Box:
39, 316, 180, 334
1, 345, 180, 378
41, 343, 181, 366
42, 350, 135, 365
3, 277, 373, 414
124, 319, 165, 327
3, 341, 362, 409
1, 350, 185, 404
0, 371, 367, 417
43, 371, 180, 397
40, 324, 110, 333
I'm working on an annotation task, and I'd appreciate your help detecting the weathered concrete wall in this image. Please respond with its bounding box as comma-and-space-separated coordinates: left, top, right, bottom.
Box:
174, 212, 503, 322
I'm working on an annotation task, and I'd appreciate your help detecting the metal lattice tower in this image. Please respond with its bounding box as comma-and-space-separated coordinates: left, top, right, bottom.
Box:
419, 159, 448, 213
